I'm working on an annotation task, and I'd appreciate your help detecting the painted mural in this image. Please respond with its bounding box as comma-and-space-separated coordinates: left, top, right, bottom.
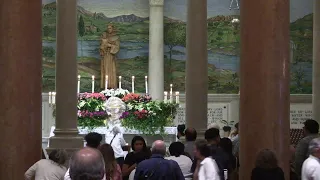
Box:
42, 0, 313, 94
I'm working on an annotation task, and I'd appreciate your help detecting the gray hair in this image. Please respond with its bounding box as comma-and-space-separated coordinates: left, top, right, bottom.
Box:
151, 140, 166, 156
309, 137, 320, 154
208, 123, 220, 130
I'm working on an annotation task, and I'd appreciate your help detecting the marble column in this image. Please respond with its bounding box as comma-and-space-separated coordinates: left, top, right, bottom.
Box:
239, 0, 290, 179
0, 0, 42, 179
48, 0, 83, 150
185, 0, 208, 135
313, 0, 320, 123
148, 0, 164, 100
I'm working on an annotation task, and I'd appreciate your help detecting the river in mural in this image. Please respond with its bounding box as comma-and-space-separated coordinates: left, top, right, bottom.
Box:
41, 0, 313, 94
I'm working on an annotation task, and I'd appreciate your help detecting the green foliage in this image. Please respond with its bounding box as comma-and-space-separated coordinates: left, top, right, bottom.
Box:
42, 46, 55, 57
43, 26, 51, 37
78, 15, 85, 37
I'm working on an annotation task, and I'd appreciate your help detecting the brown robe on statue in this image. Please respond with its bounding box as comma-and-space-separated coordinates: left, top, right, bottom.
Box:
100, 34, 120, 89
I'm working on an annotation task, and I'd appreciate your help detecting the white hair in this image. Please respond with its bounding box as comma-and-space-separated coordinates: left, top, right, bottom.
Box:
309, 137, 320, 154
208, 123, 220, 130
112, 126, 121, 135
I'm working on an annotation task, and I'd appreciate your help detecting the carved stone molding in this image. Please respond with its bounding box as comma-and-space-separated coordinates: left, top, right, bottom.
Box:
149, 0, 164, 6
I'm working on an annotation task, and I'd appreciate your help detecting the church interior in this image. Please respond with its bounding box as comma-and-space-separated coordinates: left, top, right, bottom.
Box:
1, 0, 319, 179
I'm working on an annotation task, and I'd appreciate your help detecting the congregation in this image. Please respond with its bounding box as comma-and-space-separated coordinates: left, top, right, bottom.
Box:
23, 119, 320, 180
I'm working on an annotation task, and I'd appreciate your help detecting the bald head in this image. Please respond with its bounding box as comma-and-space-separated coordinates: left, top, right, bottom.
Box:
69, 148, 105, 180
151, 140, 166, 156
185, 127, 197, 141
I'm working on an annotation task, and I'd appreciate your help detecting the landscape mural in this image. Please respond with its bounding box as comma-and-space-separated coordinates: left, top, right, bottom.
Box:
42, 0, 313, 94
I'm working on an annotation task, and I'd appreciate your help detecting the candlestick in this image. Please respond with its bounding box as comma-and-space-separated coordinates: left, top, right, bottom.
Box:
169, 91, 173, 103
49, 92, 52, 105
77, 75, 81, 93
132, 76, 135, 93
164, 91, 168, 103
92, 75, 95, 93
119, 76, 122, 89
52, 92, 56, 104
105, 75, 108, 90
175, 91, 180, 104
145, 76, 148, 94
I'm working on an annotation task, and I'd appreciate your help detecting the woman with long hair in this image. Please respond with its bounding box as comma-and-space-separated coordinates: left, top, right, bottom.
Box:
122, 136, 151, 180
251, 149, 285, 180
99, 144, 122, 180
25, 149, 68, 180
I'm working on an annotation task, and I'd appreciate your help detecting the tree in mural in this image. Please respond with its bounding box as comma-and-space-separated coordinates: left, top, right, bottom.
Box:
292, 66, 305, 93
164, 23, 186, 81
43, 25, 51, 38
78, 15, 85, 57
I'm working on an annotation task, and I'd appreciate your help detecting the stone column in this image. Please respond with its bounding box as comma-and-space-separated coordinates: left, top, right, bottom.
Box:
185, 0, 208, 134
48, 0, 83, 150
313, 0, 320, 123
239, 0, 290, 179
148, 0, 164, 100
0, 0, 42, 179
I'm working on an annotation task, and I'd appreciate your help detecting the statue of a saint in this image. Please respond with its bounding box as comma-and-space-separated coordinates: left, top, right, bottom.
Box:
100, 24, 120, 89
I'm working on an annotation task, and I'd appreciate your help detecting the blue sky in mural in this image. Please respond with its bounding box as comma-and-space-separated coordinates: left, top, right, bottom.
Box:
43, 0, 312, 21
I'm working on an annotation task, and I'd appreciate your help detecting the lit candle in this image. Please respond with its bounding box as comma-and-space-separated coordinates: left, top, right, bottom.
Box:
175, 91, 180, 104
170, 84, 173, 103
105, 75, 108, 90
132, 76, 135, 93
92, 75, 95, 93
49, 92, 52, 105
145, 76, 148, 94
119, 76, 122, 89
52, 92, 56, 104
170, 84, 173, 94
77, 75, 81, 93
164, 91, 168, 103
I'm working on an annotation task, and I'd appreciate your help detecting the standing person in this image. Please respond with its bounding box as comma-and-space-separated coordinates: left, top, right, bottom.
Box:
194, 140, 220, 180
220, 138, 238, 179
107, 126, 127, 168
177, 124, 186, 140
134, 140, 184, 180
122, 136, 151, 180
99, 144, 122, 180
295, 119, 320, 177
251, 149, 285, 180
184, 127, 197, 160
301, 137, 320, 180
25, 149, 68, 180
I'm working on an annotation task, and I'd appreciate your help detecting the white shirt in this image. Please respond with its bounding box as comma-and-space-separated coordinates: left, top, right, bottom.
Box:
301, 155, 320, 180
128, 169, 136, 180
106, 133, 126, 158
64, 168, 106, 180
198, 157, 220, 180
166, 155, 193, 176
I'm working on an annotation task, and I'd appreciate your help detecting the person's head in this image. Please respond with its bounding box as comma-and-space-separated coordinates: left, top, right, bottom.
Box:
234, 123, 239, 134
102, 31, 107, 38
205, 128, 221, 145
169, 142, 185, 157
255, 149, 278, 169
48, 149, 68, 166
185, 127, 197, 141
98, 144, 117, 178
177, 124, 186, 139
223, 126, 231, 132
151, 140, 166, 156
194, 140, 211, 160
85, 132, 103, 148
303, 119, 319, 136
220, 138, 233, 154
131, 136, 147, 152
208, 123, 220, 130
69, 147, 105, 180
309, 137, 320, 158
107, 24, 114, 34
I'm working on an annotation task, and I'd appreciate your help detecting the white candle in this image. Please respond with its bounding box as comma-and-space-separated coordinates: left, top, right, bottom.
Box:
77, 75, 81, 93
49, 92, 52, 105
170, 84, 173, 94
119, 76, 122, 89
52, 92, 56, 104
145, 76, 148, 94
132, 76, 135, 93
105, 75, 108, 90
175, 91, 180, 104
92, 75, 95, 93
164, 91, 168, 103
169, 91, 173, 103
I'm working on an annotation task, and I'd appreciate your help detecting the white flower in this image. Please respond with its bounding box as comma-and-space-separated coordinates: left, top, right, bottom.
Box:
231, 18, 240, 23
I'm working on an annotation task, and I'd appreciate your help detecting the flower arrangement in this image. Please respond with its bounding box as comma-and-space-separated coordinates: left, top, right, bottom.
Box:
120, 93, 178, 135
100, 88, 130, 99
77, 93, 110, 128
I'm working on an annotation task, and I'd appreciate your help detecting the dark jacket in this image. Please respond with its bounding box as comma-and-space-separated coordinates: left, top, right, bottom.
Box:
251, 167, 285, 180
134, 154, 185, 180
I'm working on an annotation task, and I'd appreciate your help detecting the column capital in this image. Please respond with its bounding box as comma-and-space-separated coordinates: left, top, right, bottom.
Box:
149, 0, 164, 6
